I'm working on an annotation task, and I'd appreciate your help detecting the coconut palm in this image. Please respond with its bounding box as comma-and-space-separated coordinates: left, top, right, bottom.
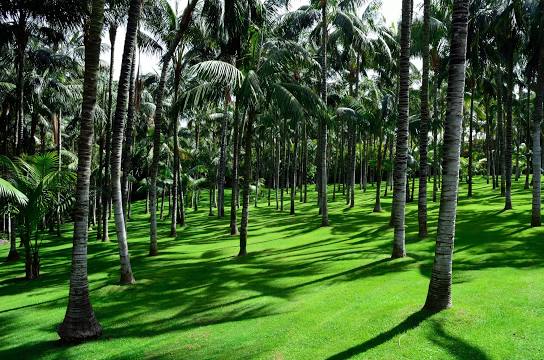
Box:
391, 0, 413, 259
58, 0, 104, 342
424, 0, 470, 312
109, 0, 141, 285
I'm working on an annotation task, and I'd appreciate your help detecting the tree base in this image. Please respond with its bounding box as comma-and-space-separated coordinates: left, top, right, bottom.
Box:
58, 316, 102, 344
391, 248, 406, 259
120, 273, 136, 285
6, 249, 20, 262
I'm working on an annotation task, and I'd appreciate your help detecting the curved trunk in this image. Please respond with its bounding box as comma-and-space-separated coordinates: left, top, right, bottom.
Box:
149, 0, 199, 256
424, 0, 469, 312
391, 0, 413, 258
418, 0, 430, 238
58, 0, 105, 341
239, 108, 255, 256
110, 0, 141, 285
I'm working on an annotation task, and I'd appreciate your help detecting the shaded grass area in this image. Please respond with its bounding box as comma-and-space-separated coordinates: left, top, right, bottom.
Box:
0, 178, 543, 359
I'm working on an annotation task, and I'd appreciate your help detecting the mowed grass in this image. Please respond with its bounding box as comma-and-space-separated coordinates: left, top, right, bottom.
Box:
1, 177, 543, 359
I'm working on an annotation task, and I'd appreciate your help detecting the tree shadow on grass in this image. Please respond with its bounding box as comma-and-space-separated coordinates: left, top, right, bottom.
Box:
428, 320, 490, 360
324, 310, 433, 360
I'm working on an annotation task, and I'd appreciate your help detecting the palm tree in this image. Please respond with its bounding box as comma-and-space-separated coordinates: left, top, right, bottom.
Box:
531, 0, 544, 227
391, 0, 413, 259
0, 153, 74, 279
424, 0, 470, 312
109, 0, 142, 285
318, 0, 329, 227
148, 0, 199, 256
58, 0, 105, 342
417, 0, 430, 238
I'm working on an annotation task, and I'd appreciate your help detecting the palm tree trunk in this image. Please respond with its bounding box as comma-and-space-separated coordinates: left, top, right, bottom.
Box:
418, 0, 430, 238
374, 132, 384, 212
149, 0, 198, 256
230, 105, 240, 235
14, 13, 27, 154
504, 55, 514, 210
468, 78, 475, 197
531, 35, 544, 227
290, 122, 299, 215
101, 25, 116, 243
497, 72, 506, 196
391, 0, 413, 259
217, 92, 230, 218
58, 0, 104, 341
424, 0, 469, 312
122, 51, 137, 219
319, 0, 329, 226
110, 0, 141, 285
170, 54, 182, 237
239, 108, 255, 256
6, 215, 19, 261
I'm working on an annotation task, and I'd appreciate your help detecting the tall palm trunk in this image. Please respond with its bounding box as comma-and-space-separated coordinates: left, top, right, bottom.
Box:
497, 72, 506, 196
101, 26, 116, 243
468, 78, 475, 197
239, 108, 255, 256
424, 0, 469, 312
531, 32, 544, 227
170, 53, 182, 237
110, 0, 141, 285
290, 122, 299, 215
217, 92, 230, 218
391, 0, 413, 258
14, 13, 27, 154
58, 0, 105, 341
373, 132, 384, 212
418, 0, 430, 238
230, 105, 241, 235
319, 0, 329, 226
504, 55, 514, 210
149, 0, 198, 256
122, 51, 137, 219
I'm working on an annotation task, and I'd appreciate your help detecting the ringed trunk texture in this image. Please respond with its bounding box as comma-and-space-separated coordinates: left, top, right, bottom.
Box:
391, 0, 412, 258
58, 0, 105, 341
418, 0, 430, 238
531, 30, 544, 227
424, 0, 469, 312
109, 0, 141, 285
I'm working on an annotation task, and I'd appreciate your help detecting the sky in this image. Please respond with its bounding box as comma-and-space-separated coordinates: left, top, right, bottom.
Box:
102, 0, 423, 78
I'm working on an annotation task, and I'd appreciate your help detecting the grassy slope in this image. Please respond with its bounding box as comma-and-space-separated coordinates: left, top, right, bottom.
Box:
0, 178, 543, 360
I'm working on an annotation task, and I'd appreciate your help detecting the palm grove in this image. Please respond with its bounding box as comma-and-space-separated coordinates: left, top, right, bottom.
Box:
0, 0, 542, 344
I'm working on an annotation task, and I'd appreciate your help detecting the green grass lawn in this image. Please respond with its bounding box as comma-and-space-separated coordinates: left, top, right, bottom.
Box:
1, 178, 543, 359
